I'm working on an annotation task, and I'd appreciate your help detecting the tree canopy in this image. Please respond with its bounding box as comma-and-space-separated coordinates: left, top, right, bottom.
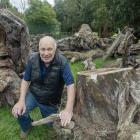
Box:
54, 0, 140, 37
5, 0, 140, 36
25, 0, 60, 34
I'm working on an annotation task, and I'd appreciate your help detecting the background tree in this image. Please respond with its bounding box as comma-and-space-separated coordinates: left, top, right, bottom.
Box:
54, 0, 140, 37
5, 0, 140, 37
0, 0, 10, 8
109, 0, 140, 30
54, 0, 86, 32
25, 0, 60, 34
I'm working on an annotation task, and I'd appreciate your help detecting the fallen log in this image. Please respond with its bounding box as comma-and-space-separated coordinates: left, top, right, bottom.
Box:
62, 49, 104, 63
103, 27, 138, 68
103, 32, 125, 60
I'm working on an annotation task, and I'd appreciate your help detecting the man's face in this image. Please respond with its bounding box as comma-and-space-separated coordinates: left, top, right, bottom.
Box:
39, 41, 56, 64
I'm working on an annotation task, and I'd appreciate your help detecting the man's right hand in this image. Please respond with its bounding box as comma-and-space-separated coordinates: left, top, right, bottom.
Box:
12, 101, 26, 118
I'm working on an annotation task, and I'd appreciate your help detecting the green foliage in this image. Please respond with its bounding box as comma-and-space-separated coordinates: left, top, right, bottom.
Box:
54, 0, 87, 32
6, 0, 139, 36
25, 0, 60, 34
0, 0, 10, 8
54, 0, 140, 36
27, 23, 60, 34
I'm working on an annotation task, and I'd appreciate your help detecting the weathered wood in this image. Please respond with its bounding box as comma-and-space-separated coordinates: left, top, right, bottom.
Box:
32, 114, 75, 129
117, 69, 140, 140
0, 9, 30, 106
0, 9, 30, 73
57, 24, 95, 51
103, 32, 125, 60
62, 49, 104, 63
103, 27, 139, 69
82, 57, 96, 70
0, 68, 20, 106
73, 67, 136, 140
120, 30, 137, 68
32, 114, 59, 126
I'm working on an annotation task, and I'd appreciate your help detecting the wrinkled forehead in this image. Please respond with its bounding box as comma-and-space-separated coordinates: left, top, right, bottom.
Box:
39, 36, 56, 48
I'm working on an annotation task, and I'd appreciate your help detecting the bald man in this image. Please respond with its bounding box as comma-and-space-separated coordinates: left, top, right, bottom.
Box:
12, 36, 75, 139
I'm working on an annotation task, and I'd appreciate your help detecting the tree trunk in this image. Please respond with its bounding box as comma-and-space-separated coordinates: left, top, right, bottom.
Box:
73, 67, 136, 140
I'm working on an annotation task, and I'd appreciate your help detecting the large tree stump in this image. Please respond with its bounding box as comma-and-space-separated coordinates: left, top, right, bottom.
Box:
73, 67, 136, 140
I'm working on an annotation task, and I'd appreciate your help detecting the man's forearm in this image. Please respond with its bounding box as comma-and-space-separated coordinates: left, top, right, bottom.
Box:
65, 84, 75, 112
19, 79, 30, 103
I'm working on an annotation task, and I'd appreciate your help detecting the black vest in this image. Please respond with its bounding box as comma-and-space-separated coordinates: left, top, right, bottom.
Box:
29, 50, 68, 105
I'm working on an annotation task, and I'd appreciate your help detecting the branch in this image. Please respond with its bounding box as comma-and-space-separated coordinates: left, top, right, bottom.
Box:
32, 113, 75, 129
32, 114, 59, 126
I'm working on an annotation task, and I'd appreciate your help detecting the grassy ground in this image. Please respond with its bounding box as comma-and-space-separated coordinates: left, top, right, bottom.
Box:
0, 57, 113, 140
70, 57, 110, 80
0, 106, 56, 140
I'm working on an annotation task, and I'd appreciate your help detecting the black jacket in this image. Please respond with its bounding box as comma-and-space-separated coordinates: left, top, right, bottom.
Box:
29, 50, 68, 105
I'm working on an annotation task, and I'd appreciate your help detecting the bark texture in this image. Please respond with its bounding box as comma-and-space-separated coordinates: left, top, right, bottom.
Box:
73, 67, 140, 140
0, 9, 30, 106
0, 9, 30, 73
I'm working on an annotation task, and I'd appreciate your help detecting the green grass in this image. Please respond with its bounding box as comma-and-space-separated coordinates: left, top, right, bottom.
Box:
70, 58, 115, 81
94, 58, 115, 69
70, 61, 84, 81
94, 58, 105, 69
0, 106, 56, 140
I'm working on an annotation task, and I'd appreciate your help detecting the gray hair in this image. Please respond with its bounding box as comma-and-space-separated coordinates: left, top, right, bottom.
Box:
39, 36, 57, 49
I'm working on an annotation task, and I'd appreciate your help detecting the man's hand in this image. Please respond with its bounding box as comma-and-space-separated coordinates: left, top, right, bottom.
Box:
59, 84, 75, 126
59, 109, 73, 126
12, 101, 26, 118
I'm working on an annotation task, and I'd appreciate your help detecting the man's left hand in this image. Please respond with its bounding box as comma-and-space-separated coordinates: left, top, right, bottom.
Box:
59, 109, 73, 126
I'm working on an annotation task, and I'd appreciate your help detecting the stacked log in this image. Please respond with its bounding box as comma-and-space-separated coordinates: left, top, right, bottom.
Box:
104, 27, 140, 68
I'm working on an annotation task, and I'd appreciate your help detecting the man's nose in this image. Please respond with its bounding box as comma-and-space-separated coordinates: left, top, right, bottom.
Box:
44, 50, 49, 55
